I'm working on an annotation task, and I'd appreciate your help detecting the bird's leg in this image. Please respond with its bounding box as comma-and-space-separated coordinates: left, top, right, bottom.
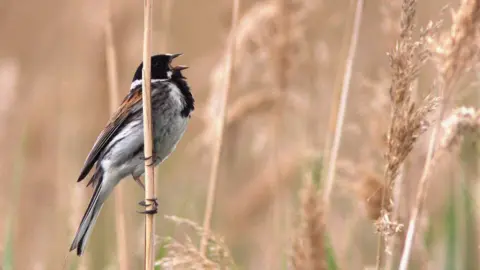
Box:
138, 197, 158, 214
133, 175, 158, 214
132, 175, 145, 191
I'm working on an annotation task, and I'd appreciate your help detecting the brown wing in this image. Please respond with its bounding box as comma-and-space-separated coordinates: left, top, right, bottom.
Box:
77, 88, 143, 181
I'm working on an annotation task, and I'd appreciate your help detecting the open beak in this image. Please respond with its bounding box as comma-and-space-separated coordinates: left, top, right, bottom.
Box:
170, 53, 183, 59
173, 65, 188, 71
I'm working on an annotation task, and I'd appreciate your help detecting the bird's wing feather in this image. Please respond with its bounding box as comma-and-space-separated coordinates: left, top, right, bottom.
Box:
77, 87, 143, 181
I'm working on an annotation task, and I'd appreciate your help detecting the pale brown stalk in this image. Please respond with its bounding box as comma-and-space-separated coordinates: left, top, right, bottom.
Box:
141, 0, 155, 269
200, 0, 240, 255
321, 0, 356, 188
105, 3, 129, 269
323, 0, 363, 208
399, 0, 480, 268
291, 174, 326, 270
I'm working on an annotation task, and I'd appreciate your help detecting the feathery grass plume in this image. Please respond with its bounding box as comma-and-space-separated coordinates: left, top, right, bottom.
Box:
291, 174, 326, 270
440, 107, 480, 149
382, 0, 436, 217
197, 0, 315, 150
431, 0, 480, 95
376, 0, 439, 267
400, 0, 480, 268
201, 0, 315, 257
156, 216, 235, 269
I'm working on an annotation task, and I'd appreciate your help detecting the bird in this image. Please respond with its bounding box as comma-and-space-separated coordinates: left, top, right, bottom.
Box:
69, 53, 194, 256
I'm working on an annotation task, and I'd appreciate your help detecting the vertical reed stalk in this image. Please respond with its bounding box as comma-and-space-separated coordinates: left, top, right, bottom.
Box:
141, 0, 155, 269
105, 3, 129, 269
385, 165, 405, 270
200, 0, 240, 255
323, 0, 363, 208
321, 0, 355, 183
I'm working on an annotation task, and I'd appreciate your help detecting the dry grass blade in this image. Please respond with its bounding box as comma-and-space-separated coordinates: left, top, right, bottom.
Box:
291, 174, 326, 270
156, 216, 235, 269
200, 0, 240, 255
399, 0, 480, 268
105, 3, 129, 269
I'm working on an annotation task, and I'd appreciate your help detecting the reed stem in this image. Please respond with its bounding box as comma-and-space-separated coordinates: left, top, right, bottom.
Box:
141, 0, 155, 269
200, 0, 240, 255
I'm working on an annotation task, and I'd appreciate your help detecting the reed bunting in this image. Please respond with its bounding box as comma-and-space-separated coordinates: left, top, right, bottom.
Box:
70, 53, 194, 256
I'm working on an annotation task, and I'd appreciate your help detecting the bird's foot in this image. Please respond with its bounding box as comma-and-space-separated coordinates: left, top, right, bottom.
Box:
137, 197, 158, 214
141, 155, 157, 167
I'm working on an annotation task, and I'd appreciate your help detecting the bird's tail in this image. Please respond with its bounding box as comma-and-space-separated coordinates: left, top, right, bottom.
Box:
70, 170, 113, 256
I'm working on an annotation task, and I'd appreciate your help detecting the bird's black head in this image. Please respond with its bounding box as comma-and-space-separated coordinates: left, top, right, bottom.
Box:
132, 53, 183, 83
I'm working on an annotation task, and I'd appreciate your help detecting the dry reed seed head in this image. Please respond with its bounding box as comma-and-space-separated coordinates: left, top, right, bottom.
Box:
157, 237, 219, 270
156, 216, 235, 269
225, 0, 311, 88
356, 174, 391, 220
380, 0, 440, 244
199, 0, 317, 153
290, 176, 326, 270
375, 210, 404, 239
440, 107, 480, 150
385, 0, 440, 195
399, 0, 417, 39
433, 0, 480, 90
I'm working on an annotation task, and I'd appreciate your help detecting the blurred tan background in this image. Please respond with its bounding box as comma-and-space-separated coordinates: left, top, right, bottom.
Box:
2, 0, 477, 269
